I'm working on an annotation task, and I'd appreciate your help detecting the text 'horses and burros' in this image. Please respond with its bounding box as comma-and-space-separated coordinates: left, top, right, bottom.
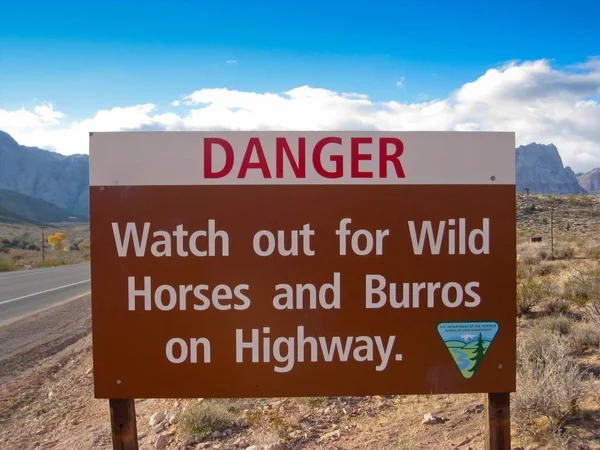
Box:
111, 217, 490, 373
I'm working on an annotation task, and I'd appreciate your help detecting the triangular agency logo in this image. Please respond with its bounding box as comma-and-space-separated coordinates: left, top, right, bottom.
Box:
437, 321, 499, 379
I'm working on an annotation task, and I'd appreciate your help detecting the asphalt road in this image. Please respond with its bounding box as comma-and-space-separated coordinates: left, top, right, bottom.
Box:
0, 263, 90, 324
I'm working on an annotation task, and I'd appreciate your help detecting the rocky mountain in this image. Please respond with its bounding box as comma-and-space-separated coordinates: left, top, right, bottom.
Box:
577, 168, 600, 193
516, 143, 586, 195
0, 131, 89, 217
0, 189, 86, 224
0, 131, 593, 214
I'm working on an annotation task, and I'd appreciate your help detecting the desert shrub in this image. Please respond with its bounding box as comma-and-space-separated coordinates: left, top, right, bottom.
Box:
179, 400, 236, 439
531, 261, 566, 277
517, 278, 547, 316
520, 251, 542, 266
513, 330, 583, 434
0, 238, 38, 251
538, 248, 550, 260
526, 203, 538, 213
544, 298, 571, 316
10, 250, 25, 262
566, 194, 578, 205
79, 241, 91, 261
569, 322, 600, 353
0, 254, 15, 272
536, 315, 574, 335
584, 244, 600, 260
553, 245, 576, 260
564, 268, 600, 326
534, 261, 554, 277
31, 259, 68, 269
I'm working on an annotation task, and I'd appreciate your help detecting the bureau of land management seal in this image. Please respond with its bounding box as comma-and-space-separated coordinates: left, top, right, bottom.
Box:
437, 321, 499, 379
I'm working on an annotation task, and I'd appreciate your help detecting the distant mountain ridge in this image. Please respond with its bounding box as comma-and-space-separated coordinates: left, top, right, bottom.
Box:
0, 131, 595, 214
0, 131, 89, 217
0, 205, 46, 226
0, 189, 86, 224
577, 168, 600, 193
516, 143, 586, 195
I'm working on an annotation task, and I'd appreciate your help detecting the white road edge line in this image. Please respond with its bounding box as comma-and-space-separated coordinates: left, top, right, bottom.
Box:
0, 279, 91, 306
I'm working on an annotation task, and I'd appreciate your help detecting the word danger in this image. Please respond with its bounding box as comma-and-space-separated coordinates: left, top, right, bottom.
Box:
203, 136, 405, 179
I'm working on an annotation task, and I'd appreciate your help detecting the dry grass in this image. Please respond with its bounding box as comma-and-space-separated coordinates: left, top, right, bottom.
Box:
517, 276, 547, 316
178, 399, 237, 439
513, 329, 584, 437
543, 297, 571, 316
512, 202, 600, 448
252, 429, 283, 446
0, 222, 90, 270
536, 314, 575, 335
569, 322, 600, 353
0, 253, 15, 271
564, 267, 600, 326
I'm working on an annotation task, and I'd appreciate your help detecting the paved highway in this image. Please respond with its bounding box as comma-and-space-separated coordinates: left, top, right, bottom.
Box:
0, 263, 90, 324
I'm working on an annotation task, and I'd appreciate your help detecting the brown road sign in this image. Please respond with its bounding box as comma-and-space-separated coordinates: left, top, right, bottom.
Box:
90, 131, 516, 399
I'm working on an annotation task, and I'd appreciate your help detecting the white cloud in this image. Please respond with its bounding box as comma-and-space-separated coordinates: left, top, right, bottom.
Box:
4, 58, 600, 172
0, 103, 65, 128
226, 60, 237, 64
4, 104, 157, 155
396, 76, 405, 88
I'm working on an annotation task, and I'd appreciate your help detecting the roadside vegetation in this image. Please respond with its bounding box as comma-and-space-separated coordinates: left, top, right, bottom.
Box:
179, 400, 238, 438
0, 224, 90, 271
511, 193, 600, 448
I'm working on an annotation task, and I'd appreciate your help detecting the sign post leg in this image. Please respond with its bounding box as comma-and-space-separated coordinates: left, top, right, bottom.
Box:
109, 399, 139, 450
484, 392, 510, 450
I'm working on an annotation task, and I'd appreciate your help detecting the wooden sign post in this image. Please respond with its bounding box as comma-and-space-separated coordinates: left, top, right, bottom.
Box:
89, 131, 516, 450
109, 399, 138, 450
485, 392, 511, 449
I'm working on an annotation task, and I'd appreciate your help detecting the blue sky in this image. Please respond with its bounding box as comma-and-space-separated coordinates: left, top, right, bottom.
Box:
2, 0, 599, 117
1, 0, 600, 171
